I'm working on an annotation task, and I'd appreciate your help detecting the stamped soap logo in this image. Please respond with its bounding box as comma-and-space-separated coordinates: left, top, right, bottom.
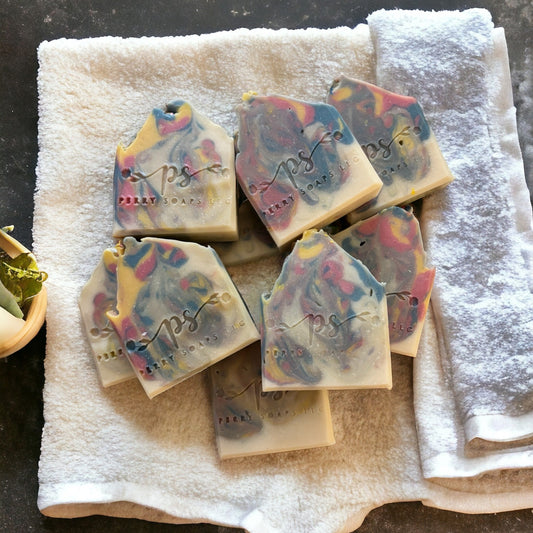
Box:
127, 292, 230, 352
249, 130, 343, 193
126, 291, 232, 377
360, 124, 423, 182
235, 93, 381, 247
118, 161, 228, 207
210, 344, 322, 441
264, 310, 372, 347
328, 76, 431, 179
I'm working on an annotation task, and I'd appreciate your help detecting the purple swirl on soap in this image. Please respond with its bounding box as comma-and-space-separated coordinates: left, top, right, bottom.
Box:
113, 100, 234, 239
110, 237, 226, 382
210, 344, 318, 440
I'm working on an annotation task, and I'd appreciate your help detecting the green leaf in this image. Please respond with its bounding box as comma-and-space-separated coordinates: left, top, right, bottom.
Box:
0, 250, 47, 311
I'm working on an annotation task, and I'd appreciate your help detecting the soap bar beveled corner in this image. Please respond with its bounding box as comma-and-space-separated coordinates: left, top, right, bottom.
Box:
334, 206, 436, 357
112, 100, 238, 241
79, 247, 135, 388
261, 229, 392, 390
107, 236, 260, 398
235, 93, 382, 247
327, 76, 453, 222
209, 342, 335, 459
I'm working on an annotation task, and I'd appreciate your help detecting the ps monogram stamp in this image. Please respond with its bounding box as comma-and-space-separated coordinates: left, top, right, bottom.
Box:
209, 342, 335, 459
327, 76, 454, 222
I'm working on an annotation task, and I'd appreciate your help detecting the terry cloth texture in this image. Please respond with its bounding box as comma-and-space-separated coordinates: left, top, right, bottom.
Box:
34, 10, 533, 533
368, 8, 533, 479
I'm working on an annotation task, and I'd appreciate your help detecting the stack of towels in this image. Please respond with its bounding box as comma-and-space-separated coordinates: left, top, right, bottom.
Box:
34, 8, 533, 533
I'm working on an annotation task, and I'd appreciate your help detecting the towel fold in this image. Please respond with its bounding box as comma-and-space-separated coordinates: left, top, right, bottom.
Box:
34, 10, 533, 533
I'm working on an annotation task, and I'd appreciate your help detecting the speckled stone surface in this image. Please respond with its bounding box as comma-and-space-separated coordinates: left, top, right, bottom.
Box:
0, 1, 531, 531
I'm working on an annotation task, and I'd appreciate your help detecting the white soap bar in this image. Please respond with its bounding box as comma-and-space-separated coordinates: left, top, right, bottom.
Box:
327, 76, 453, 223
107, 236, 260, 398
113, 100, 238, 241
235, 93, 383, 247
209, 342, 335, 459
261, 229, 392, 390
334, 206, 435, 357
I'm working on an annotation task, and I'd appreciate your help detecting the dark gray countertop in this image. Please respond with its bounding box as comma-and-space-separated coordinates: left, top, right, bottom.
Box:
1, 1, 532, 531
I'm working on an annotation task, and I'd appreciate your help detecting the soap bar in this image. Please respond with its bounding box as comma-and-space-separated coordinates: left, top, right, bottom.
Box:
261, 229, 391, 390
79, 248, 135, 387
211, 199, 280, 267
112, 100, 237, 241
209, 342, 335, 459
107, 236, 260, 398
235, 93, 382, 247
334, 206, 435, 357
327, 76, 453, 222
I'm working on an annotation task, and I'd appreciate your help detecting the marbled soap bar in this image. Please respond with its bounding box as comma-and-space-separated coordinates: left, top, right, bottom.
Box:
113, 100, 237, 241
79, 248, 135, 387
209, 342, 335, 459
261, 229, 391, 390
235, 93, 382, 247
327, 76, 453, 222
211, 199, 279, 267
334, 206, 435, 357
107, 236, 260, 398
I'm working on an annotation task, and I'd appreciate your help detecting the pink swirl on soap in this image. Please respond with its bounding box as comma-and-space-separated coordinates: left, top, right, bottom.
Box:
112, 99, 232, 238
336, 206, 435, 343
235, 94, 357, 233
262, 231, 385, 386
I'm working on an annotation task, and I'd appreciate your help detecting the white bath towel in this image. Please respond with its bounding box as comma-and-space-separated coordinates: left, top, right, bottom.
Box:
34, 10, 533, 533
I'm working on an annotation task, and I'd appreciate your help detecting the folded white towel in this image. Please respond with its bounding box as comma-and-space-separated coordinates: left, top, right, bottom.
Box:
34, 11, 533, 533
368, 7, 533, 474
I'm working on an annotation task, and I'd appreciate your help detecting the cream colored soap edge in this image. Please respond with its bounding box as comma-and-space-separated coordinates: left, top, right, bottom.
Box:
114, 222, 238, 241
216, 390, 336, 459
347, 141, 454, 224
261, 372, 393, 391
270, 144, 383, 247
